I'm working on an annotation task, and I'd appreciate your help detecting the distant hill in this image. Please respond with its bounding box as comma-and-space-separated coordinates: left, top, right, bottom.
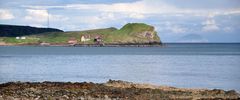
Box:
0, 23, 161, 46
0, 24, 63, 37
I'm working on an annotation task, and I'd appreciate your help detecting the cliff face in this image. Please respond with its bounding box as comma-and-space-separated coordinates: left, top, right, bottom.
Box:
0, 24, 63, 37
109, 23, 160, 44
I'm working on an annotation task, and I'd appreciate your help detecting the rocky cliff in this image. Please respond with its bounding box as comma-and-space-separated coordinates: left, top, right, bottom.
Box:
107, 23, 160, 44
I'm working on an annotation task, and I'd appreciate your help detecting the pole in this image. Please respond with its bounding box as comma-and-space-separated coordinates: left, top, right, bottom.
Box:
47, 10, 49, 28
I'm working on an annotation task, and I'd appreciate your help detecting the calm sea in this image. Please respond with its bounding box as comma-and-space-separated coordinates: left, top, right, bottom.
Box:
0, 43, 240, 91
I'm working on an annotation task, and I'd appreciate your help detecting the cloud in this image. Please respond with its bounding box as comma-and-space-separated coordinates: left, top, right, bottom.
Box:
23, 0, 240, 18
20, 0, 240, 31
129, 13, 145, 19
24, 9, 48, 23
202, 18, 219, 32
171, 26, 187, 33
75, 12, 117, 25
159, 21, 187, 34
18, 0, 240, 33
99, 13, 116, 20
223, 27, 233, 32
0, 9, 14, 20
24, 9, 69, 24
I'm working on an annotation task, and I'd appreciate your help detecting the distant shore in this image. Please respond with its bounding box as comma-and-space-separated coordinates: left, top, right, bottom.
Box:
0, 42, 163, 47
0, 80, 239, 100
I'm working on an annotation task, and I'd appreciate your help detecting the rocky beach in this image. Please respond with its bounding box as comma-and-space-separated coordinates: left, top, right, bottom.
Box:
0, 80, 239, 100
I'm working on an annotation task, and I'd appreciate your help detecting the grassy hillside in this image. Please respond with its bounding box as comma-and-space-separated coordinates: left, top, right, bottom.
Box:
0, 23, 161, 45
106, 23, 160, 43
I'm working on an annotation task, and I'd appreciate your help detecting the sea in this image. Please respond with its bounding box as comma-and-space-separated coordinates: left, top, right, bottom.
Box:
0, 43, 240, 91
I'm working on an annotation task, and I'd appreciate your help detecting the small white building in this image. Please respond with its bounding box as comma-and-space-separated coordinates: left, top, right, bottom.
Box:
21, 37, 26, 39
16, 37, 26, 40
81, 35, 90, 42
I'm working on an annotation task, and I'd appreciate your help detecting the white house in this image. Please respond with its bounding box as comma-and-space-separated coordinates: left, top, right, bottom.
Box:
20, 37, 26, 39
16, 37, 26, 40
81, 35, 90, 42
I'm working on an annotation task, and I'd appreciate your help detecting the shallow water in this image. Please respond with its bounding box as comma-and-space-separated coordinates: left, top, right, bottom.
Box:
0, 43, 240, 91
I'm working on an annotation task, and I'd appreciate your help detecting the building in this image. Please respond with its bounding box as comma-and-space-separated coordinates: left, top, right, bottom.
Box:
81, 35, 90, 42
94, 36, 102, 44
68, 38, 78, 45
16, 36, 26, 40
20, 37, 26, 39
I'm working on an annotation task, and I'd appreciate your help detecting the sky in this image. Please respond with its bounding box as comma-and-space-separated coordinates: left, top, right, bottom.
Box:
0, 0, 240, 43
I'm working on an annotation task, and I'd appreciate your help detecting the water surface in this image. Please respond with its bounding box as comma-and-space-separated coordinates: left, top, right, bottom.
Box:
0, 43, 240, 91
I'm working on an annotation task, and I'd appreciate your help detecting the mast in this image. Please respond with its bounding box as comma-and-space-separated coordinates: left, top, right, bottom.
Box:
47, 10, 49, 28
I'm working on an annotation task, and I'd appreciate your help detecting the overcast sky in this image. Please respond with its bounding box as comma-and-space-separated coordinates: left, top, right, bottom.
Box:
0, 0, 240, 42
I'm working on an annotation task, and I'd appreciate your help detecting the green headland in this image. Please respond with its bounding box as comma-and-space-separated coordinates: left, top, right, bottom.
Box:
0, 23, 161, 46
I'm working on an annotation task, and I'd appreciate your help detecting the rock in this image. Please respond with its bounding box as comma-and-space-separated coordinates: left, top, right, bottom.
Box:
62, 95, 69, 99
34, 96, 41, 100
104, 95, 109, 99
0, 80, 239, 99
0, 95, 4, 100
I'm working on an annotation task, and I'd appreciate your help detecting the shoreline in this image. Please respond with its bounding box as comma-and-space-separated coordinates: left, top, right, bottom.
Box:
0, 80, 239, 100
0, 43, 164, 47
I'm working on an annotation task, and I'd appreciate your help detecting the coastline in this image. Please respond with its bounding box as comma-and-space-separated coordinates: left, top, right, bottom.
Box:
0, 42, 163, 47
0, 80, 239, 100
